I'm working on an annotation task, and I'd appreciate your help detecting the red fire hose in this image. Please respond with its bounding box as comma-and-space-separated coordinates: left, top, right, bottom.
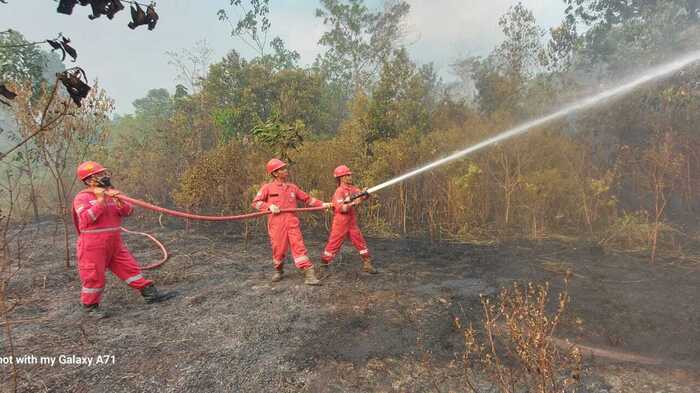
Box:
116, 194, 325, 221
120, 226, 170, 269
114, 194, 326, 270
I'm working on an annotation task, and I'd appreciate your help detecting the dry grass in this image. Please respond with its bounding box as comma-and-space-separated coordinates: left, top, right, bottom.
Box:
454, 274, 582, 393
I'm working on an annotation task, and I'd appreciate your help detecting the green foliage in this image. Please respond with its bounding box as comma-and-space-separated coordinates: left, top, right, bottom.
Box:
454, 3, 546, 115
0, 30, 49, 83
252, 117, 306, 162
133, 88, 174, 122
315, 0, 410, 91
217, 0, 299, 68
494, 3, 545, 79
109, 89, 174, 144
562, 1, 700, 78
218, 0, 271, 55
367, 49, 435, 142
204, 51, 330, 140
564, 0, 699, 27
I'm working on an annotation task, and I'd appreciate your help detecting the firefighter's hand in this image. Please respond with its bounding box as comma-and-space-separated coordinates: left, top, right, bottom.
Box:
105, 189, 123, 207
104, 189, 120, 198
323, 202, 333, 209
269, 204, 281, 214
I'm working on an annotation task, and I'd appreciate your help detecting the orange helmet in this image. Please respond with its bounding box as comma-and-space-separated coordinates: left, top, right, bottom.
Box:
266, 158, 287, 175
77, 161, 106, 181
333, 165, 352, 178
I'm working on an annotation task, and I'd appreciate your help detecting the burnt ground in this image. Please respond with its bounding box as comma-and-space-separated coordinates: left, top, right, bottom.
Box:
1, 220, 699, 392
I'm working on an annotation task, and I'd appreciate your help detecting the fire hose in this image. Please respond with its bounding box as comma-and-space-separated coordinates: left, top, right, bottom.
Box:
113, 194, 327, 270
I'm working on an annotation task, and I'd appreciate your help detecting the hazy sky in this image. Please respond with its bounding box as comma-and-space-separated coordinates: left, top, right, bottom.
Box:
1, 1, 566, 114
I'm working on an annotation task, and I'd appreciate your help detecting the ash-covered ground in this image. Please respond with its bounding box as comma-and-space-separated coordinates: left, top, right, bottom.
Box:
1, 220, 698, 392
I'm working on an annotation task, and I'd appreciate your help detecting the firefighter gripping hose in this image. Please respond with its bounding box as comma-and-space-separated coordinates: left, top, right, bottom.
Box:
107, 194, 326, 270
73, 160, 332, 276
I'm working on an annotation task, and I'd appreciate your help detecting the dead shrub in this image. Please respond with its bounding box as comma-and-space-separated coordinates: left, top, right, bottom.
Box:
454, 275, 582, 393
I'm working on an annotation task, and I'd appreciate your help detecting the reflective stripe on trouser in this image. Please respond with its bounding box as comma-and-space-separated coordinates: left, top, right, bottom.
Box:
77, 234, 153, 305
322, 217, 369, 264
81, 226, 121, 234
268, 219, 313, 270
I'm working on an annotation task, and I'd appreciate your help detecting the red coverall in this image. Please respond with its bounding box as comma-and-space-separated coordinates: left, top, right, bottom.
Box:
72, 190, 152, 306
252, 181, 323, 271
321, 183, 370, 264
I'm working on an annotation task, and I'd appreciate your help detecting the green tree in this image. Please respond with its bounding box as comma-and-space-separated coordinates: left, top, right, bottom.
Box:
0, 30, 48, 84
564, 0, 699, 26
367, 48, 436, 142
455, 3, 545, 115
252, 117, 305, 162
132, 88, 174, 122
217, 0, 300, 69
562, 0, 699, 75
203, 51, 330, 140
110, 88, 174, 144
315, 0, 410, 92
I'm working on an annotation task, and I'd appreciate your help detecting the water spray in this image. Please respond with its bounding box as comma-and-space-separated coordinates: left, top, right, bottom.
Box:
349, 50, 700, 200
105, 50, 700, 268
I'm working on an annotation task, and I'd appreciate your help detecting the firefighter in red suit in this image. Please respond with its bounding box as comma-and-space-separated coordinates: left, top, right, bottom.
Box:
72, 161, 175, 318
319, 165, 377, 275
252, 159, 332, 285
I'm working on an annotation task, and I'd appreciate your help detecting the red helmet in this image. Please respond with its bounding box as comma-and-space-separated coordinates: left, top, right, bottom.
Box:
333, 165, 352, 178
77, 161, 106, 181
266, 158, 287, 175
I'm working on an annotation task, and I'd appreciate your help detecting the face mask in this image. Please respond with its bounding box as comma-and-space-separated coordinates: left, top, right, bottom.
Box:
97, 176, 112, 188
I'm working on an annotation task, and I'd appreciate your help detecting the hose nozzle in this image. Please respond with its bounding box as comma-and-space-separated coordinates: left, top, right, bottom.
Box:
346, 190, 370, 203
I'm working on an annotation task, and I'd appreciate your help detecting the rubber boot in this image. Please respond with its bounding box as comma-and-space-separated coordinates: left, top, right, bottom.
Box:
362, 257, 378, 274
304, 266, 321, 286
82, 303, 107, 319
271, 269, 284, 282
141, 284, 176, 304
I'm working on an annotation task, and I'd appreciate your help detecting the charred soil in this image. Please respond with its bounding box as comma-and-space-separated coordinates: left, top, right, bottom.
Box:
1, 222, 698, 392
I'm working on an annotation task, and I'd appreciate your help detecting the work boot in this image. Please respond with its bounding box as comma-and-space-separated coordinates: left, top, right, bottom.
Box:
362, 257, 378, 274
271, 269, 284, 282
141, 284, 176, 304
317, 262, 330, 279
82, 304, 107, 319
303, 266, 321, 286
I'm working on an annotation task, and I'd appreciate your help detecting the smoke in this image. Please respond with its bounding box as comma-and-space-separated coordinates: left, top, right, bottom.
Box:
368, 50, 700, 194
